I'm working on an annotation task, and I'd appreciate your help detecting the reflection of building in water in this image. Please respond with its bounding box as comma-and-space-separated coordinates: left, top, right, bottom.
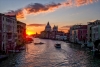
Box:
40, 22, 67, 40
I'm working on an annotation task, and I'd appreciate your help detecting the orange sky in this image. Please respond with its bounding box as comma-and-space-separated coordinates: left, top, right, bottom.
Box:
26, 23, 70, 35
26, 25, 45, 35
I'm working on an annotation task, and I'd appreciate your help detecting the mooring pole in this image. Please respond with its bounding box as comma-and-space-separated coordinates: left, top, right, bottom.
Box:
93, 43, 95, 58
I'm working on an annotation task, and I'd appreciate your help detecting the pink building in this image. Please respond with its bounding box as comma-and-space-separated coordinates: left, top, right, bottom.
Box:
77, 25, 87, 43
70, 25, 87, 44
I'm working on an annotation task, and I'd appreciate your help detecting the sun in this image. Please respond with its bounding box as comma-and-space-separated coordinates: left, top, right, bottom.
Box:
26, 31, 35, 36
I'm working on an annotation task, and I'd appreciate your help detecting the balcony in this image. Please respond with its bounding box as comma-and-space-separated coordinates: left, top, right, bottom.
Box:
8, 38, 12, 41
7, 31, 12, 34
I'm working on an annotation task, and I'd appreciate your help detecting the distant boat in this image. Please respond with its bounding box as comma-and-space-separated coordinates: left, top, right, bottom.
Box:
34, 42, 44, 45
26, 37, 33, 43
54, 43, 61, 48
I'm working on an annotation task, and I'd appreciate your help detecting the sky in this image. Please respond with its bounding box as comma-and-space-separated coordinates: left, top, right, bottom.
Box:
0, 0, 100, 34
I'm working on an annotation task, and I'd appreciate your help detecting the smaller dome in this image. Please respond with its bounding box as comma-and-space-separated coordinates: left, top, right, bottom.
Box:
53, 25, 58, 31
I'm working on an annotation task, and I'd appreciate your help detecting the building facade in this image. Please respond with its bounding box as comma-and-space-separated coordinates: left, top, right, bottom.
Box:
69, 25, 87, 44
17, 21, 26, 47
43, 22, 58, 39
87, 20, 100, 42
87, 22, 93, 42
40, 22, 67, 40
0, 13, 17, 52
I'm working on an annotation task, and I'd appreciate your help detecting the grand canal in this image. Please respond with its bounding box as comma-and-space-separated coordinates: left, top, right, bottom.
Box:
0, 38, 100, 67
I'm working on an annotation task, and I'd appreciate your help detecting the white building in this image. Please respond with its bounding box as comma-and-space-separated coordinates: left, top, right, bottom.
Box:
87, 20, 100, 42
91, 20, 100, 42
87, 20, 100, 47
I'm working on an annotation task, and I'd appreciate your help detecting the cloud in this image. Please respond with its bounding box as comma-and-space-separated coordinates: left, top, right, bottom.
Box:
59, 28, 69, 30
59, 28, 69, 33
90, 19, 97, 22
5, 0, 98, 19
59, 25, 71, 33
25, 3, 61, 14
5, 2, 63, 19
60, 25, 72, 32
61, 25, 72, 28
75, 0, 98, 6
27, 23, 45, 27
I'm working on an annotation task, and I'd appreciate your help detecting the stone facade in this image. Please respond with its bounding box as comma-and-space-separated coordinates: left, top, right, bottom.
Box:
0, 13, 17, 52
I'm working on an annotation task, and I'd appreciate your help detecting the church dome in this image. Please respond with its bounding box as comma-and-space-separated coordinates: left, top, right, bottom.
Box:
53, 25, 58, 31
45, 22, 51, 31
45, 22, 51, 28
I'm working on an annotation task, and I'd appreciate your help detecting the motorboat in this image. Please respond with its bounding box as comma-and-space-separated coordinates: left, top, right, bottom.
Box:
55, 43, 61, 48
34, 42, 44, 45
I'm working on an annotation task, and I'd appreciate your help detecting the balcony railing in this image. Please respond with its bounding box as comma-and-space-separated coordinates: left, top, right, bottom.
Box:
8, 38, 12, 41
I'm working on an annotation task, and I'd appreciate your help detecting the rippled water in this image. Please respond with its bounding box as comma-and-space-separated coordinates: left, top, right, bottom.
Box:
0, 38, 100, 67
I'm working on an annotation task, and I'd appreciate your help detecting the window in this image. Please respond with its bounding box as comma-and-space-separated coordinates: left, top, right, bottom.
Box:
2, 35, 4, 40
81, 36, 82, 39
90, 34, 91, 37
86, 34, 87, 36
90, 39, 92, 41
6, 18, 12, 23
94, 34, 95, 39
2, 17, 5, 21
3, 44, 5, 50
81, 30, 82, 34
90, 27, 91, 30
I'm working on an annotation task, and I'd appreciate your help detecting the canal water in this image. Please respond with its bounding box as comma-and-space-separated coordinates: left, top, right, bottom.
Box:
0, 38, 100, 67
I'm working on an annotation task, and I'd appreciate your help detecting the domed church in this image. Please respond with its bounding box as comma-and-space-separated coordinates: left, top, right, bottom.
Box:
45, 22, 51, 32
41, 22, 58, 39
45, 22, 58, 32
40, 22, 66, 40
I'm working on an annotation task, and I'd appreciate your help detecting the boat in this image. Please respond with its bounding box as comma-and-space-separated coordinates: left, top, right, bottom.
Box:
34, 42, 44, 45
26, 37, 33, 43
55, 43, 61, 48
